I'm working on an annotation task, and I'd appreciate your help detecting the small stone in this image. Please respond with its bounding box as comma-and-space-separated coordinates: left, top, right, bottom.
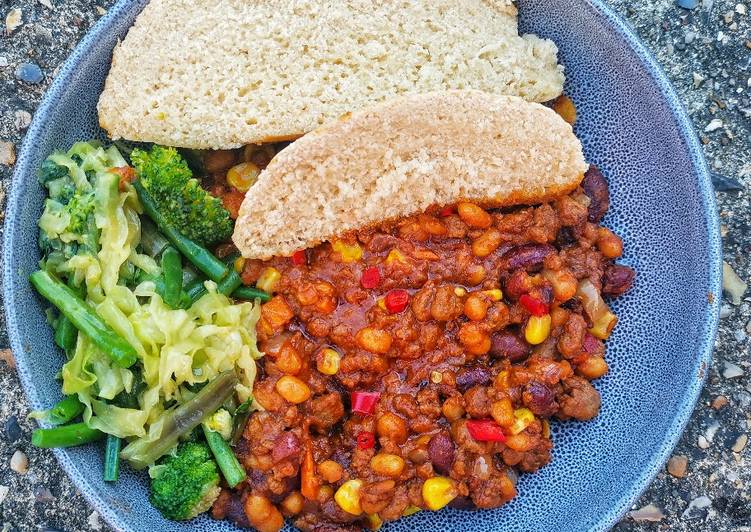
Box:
675, 41, 687, 51
629, 503, 665, 522
722, 261, 746, 305
88, 511, 102, 530
723, 361, 744, 379
698, 435, 710, 449
5, 8, 22, 35
15, 62, 44, 84
677, 0, 700, 8
724, 11, 735, 23
682, 495, 712, 519
693, 72, 705, 88
732, 434, 748, 453
667, 455, 688, 477
0, 141, 15, 166
95, 6, 107, 15
705, 421, 720, 442
10, 450, 28, 474
14, 109, 31, 130
3, 416, 22, 443
0, 348, 15, 368
705, 118, 724, 132
685, 32, 696, 44
712, 395, 729, 409
720, 305, 733, 318
34, 486, 55, 504
734, 330, 747, 342
0, 56, 8, 67
738, 4, 748, 15
0, 485, 8, 505
39, 0, 53, 8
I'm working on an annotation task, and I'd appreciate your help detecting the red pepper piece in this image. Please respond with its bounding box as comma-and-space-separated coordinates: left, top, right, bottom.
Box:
466, 419, 507, 442
356, 431, 376, 450
351, 391, 381, 415
360, 267, 381, 289
291, 250, 307, 265
439, 206, 455, 217
384, 289, 409, 314
519, 294, 549, 317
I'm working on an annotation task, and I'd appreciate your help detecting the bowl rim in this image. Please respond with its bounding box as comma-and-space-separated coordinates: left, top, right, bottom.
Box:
2, 0, 722, 530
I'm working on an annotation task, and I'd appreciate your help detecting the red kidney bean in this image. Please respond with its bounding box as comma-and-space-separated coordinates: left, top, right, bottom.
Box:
428, 432, 455, 474
225, 493, 251, 528
448, 496, 476, 510
502, 244, 555, 271
272, 431, 300, 463
489, 331, 530, 362
582, 166, 610, 223
456, 366, 491, 391
602, 264, 635, 296
522, 382, 558, 417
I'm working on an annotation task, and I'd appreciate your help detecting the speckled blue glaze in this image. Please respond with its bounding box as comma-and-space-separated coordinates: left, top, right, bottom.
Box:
2, 0, 721, 530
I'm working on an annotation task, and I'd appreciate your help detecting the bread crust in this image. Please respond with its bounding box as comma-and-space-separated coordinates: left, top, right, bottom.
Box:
232, 91, 588, 260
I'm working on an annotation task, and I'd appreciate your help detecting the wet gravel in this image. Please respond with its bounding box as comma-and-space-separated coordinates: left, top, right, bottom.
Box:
0, 0, 749, 530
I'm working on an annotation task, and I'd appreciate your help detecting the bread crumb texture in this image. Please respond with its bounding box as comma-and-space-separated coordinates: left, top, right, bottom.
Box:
97, 0, 565, 149
232, 91, 588, 260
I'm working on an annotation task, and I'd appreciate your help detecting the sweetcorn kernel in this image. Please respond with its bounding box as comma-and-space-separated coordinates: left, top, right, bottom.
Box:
510, 408, 535, 435
421, 477, 458, 511
256, 267, 281, 293
524, 314, 551, 345
332, 240, 363, 262
317, 348, 341, 375
385, 249, 406, 264
334, 479, 364, 515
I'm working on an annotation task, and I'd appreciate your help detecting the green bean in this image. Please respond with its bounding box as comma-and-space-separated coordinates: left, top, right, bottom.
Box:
45, 395, 85, 425
120, 371, 238, 469
30, 271, 137, 368
31, 422, 104, 448
232, 286, 271, 302
160, 246, 183, 308
202, 424, 246, 488
139, 218, 171, 258
103, 434, 121, 482
53, 316, 77, 358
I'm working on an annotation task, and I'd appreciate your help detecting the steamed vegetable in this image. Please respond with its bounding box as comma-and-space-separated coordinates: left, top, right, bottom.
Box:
31, 422, 104, 448
104, 435, 122, 482
149, 441, 221, 520
131, 145, 232, 247
29, 394, 84, 425
133, 180, 241, 294
202, 422, 246, 488
120, 371, 238, 469
29, 270, 138, 368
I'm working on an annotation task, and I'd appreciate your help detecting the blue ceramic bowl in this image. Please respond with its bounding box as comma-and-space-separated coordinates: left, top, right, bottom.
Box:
3, 0, 721, 530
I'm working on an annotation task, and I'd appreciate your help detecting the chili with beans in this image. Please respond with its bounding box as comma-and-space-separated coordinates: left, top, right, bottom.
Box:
210, 165, 634, 531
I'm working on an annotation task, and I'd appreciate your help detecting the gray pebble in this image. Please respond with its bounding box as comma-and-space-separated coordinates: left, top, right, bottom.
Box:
34, 486, 56, 504
677, 0, 701, 8
682, 495, 712, 519
723, 360, 745, 379
3, 415, 23, 443
14, 62, 44, 84
733, 329, 747, 342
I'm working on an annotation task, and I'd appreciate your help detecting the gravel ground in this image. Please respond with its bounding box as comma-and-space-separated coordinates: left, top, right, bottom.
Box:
0, 0, 749, 530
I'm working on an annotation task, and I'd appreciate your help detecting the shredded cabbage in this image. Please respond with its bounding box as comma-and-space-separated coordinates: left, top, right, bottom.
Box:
42, 141, 264, 441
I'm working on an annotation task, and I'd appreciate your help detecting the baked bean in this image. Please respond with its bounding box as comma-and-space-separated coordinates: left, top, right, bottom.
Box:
542, 268, 577, 302
490, 398, 515, 427
466, 264, 487, 285
472, 228, 503, 257
576, 356, 609, 380
370, 453, 406, 477
457, 202, 493, 228
280, 491, 304, 516
464, 293, 490, 321
376, 412, 408, 443
356, 327, 393, 353
318, 460, 344, 483
597, 227, 623, 258
504, 433, 535, 452
275, 376, 311, 404
418, 214, 448, 236
441, 396, 465, 421
244, 495, 284, 532
430, 285, 461, 322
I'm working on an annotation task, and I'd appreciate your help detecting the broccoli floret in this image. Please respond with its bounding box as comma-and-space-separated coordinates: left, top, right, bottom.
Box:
149, 441, 221, 521
131, 145, 232, 247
